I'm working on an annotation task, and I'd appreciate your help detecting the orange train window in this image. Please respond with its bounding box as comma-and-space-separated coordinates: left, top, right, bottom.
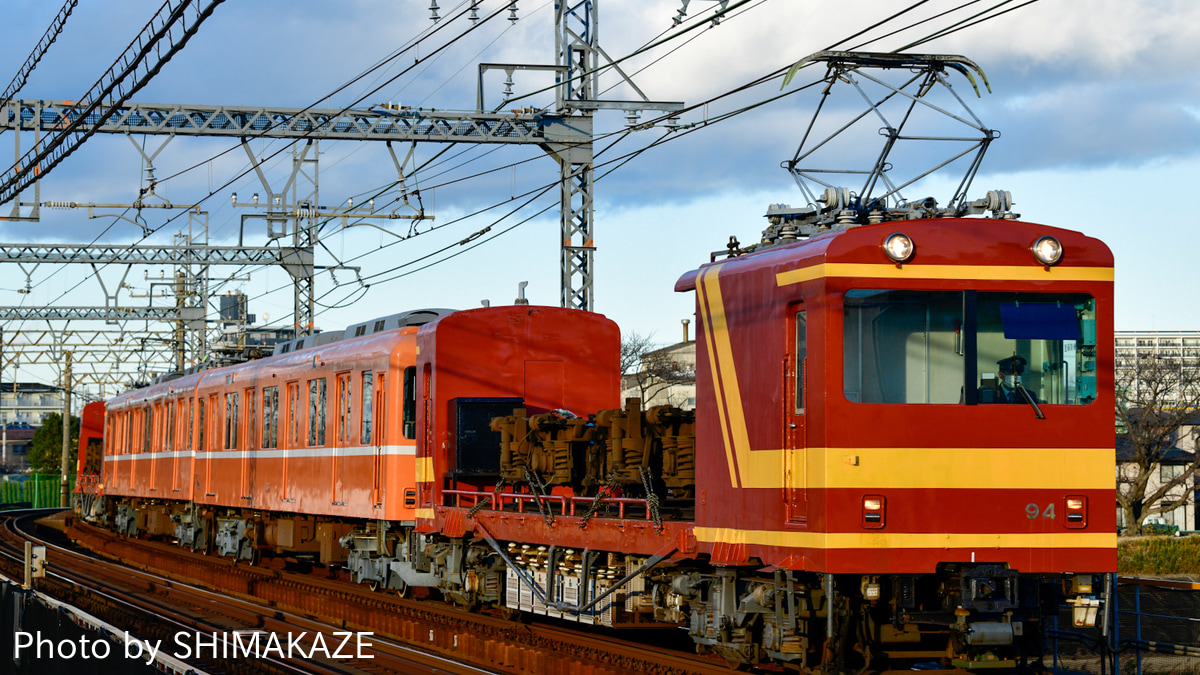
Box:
286, 382, 301, 448
308, 378, 327, 446
245, 388, 256, 450
262, 386, 279, 449
336, 373, 352, 444
224, 392, 239, 450
360, 371, 374, 444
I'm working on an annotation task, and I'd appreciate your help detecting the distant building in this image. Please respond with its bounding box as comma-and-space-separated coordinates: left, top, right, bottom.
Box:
1115, 330, 1200, 403
1, 382, 63, 426
0, 382, 64, 471
1114, 331, 1200, 531
1116, 427, 1197, 532
621, 340, 697, 409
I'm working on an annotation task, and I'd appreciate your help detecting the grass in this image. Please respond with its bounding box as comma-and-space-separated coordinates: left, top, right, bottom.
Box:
1118, 535, 1200, 576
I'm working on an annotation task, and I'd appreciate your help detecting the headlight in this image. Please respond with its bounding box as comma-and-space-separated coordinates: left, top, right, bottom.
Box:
862, 495, 886, 528
883, 233, 914, 263
1032, 236, 1063, 266
1065, 495, 1087, 528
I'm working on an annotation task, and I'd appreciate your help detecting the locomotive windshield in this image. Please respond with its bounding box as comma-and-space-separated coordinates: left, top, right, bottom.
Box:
843, 290, 1097, 405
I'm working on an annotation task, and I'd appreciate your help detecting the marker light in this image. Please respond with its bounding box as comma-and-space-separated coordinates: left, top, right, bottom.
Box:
883, 233, 914, 263
863, 495, 886, 529
1065, 495, 1087, 528
1032, 236, 1063, 266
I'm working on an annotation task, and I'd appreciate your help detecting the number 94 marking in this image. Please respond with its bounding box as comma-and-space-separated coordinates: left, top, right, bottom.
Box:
1026, 503, 1056, 519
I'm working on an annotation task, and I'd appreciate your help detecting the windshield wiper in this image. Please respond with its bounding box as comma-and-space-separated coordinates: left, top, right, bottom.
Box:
1015, 384, 1045, 419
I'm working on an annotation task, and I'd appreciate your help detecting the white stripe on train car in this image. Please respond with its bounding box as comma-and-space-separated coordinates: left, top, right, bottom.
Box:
103, 444, 418, 461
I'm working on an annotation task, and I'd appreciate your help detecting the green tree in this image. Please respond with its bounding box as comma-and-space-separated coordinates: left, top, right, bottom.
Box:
28, 413, 79, 475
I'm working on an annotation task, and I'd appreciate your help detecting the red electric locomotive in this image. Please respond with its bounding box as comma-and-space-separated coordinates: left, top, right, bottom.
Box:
76, 203, 1114, 672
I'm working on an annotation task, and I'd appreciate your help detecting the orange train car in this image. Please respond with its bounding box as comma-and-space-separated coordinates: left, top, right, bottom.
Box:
76, 211, 1115, 672
74, 400, 106, 512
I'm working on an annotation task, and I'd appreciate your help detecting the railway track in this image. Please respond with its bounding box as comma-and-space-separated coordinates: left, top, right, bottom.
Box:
0, 509, 501, 675
4, 509, 743, 675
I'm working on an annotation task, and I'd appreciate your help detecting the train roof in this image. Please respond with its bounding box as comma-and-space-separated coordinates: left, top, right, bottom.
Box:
109, 308, 459, 408
675, 216, 1113, 292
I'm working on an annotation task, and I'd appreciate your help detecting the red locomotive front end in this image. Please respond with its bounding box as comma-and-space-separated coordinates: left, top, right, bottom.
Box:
677, 216, 1114, 667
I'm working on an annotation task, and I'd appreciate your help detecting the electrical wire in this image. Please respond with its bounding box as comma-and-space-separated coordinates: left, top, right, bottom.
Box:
898, 0, 1039, 52
0, 0, 79, 106
304, 0, 1047, 307
6, 2, 498, 324
7, 0, 1050, 373
178, 1, 974, 320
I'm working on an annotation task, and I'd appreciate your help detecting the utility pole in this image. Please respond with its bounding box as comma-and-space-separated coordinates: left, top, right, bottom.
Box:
60, 351, 71, 508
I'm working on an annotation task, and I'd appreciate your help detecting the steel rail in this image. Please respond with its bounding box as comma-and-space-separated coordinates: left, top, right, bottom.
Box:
1, 511, 479, 675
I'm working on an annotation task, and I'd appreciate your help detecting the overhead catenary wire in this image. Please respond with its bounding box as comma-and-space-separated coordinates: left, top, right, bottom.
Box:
7, 0, 1047, 371
304, 0, 1046, 311
897, 0, 1039, 52
251, 0, 1036, 308
54, 0, 747, 321
199, 0, 1039, 325
6, 2, 500, 325
0, 0, 80, 107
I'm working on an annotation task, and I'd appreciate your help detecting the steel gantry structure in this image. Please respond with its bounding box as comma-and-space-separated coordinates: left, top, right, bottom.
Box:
0, 1, 682, 388
0, 1, 680, 314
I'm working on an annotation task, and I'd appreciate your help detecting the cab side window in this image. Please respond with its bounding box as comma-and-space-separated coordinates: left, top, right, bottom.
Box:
403, 366, 417, 440
795, 310, 807, 412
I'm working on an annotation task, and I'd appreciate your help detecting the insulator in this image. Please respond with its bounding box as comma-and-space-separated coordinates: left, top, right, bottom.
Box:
820, 186, 850, 210
986, 189, 1012, 213
508, 1, 519, 23
429, 1, 439, 22
469, 0, 480, 23
673, 0, 689, 25
45, 201, 76, 209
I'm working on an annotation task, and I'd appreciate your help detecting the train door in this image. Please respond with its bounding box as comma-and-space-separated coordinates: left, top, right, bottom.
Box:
206, 394, 219, 497
150, 403, 162, 492
196, 397, 206, 496
182, 397, 193, 496
173, 399, 186, 494
283, 381, 299, 503
117, 411, 128, 489
420, 363, 433, 507
242, 387, 255, 501
375, 371, 390, 507
785, 304, 808, 525
360, 371, 378, 505
333, 372, 351, 505
223, 391, 239, 501
166, 400, 176, 493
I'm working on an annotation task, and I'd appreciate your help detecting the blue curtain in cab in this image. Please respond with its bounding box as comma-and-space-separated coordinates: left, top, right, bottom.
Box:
1000, 302, 1079, 340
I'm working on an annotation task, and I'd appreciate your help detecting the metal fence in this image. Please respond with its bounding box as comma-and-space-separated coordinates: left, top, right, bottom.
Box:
0, 473, 75, 508
1050, 574, 1200, 675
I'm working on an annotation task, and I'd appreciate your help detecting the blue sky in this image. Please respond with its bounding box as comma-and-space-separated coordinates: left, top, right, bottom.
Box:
1, 0, 1198, 391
